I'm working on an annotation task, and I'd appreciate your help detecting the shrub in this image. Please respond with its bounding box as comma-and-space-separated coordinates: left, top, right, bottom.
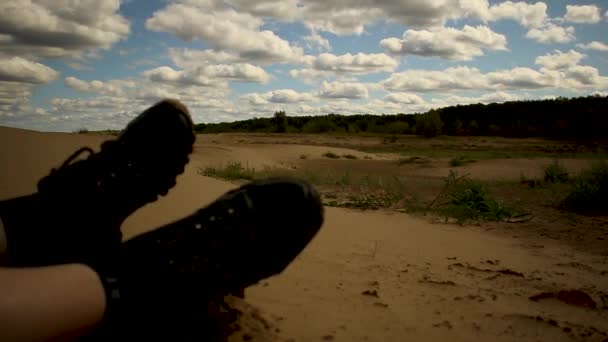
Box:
343, 154, 358, 159
434, 171, 514, 224
449, 156, 476, 167
198, 161, 256, 180
398, 156, 429, 165
323, 152, 340, 159
561, 160, 608, 214
543, 159, 569, 183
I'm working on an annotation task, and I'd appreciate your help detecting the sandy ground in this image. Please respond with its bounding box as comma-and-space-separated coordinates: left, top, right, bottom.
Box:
0, 127, 606, 341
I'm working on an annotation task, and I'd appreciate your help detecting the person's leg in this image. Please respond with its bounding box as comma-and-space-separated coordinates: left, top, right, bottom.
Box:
0, 99, 195, 268
0, 264, 106, 342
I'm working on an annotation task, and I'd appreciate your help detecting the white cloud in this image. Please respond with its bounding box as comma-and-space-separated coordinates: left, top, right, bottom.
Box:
383, 66, 488, 92
485, 67, 554, 89
64, 77, 137, 96
383, 54, 608, 93
432, 91, 522, 107
146, 2, 302, 63
525, 23, 575, 44
577, 41, 608, 52
304, 52, 398, 74
592, 91, 608, 97
381, 25, 507, 61
319, 81, 369, 99
169, 48, 245, 68
0, 82, 33, 114
143, 62, 270, 86
289, 69, 334, 83
301, 7, 380, 35
486, 1, 548, 28
535, 50, 585, 70
199, 63, 271, 83
0, 56, 59, 84
289, 52, 397, 83
242, 89, 316, 105
384, 92, 425, 104
143, 66, 220, 87
303, 31, 331, 51
0, 0, 129, 59
564, 5, 601, 24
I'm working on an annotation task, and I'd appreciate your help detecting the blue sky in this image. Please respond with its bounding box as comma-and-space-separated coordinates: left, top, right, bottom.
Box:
0, 0, 607, 131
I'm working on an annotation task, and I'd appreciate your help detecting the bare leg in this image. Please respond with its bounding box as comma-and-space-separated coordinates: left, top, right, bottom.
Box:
0, 263, 106, 342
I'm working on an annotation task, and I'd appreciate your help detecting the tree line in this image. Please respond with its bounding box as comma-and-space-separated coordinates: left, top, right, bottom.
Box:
194, 95, 608, 139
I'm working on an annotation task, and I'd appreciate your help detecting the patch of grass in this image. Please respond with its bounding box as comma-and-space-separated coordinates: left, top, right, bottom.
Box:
323, 151, 340, 159
561, 160, 608, 215
397, 156, 430, 165
449, 156, 476, 167
543, 159, 569, 183
343, 154, 358, 159
198, 161, 256, 180
431, 171, 519, 225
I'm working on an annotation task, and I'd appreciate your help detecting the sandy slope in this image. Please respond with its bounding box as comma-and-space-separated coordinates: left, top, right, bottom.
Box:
0, 127, 606, 341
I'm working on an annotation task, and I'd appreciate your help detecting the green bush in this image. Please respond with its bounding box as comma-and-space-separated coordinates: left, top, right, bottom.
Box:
397, 156, 429, 165
543, 159, 569, 183
561, 160, 608, 214
449, 156, 476, 167
435, 171, 514, 224
323, 151, 340, 159
198, 161, 256, 180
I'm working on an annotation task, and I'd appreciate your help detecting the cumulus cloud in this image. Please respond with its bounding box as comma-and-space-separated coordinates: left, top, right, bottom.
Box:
242, 89, 316, 105
290, 52, 398, 82
304, 52, 398, 74
143, 62, 270, 86
383, 66, 488, 92
0, 0, 130, 59
146, 2, 302, 63
143, 66, 219, 87
319, 81, 369, 99
525, 23, 575, 44
564, 5, 601, 24
383, 53, 608, 93
485, 1, 548, 28
0, 56, 59, 84
225, 0, 299, 20
303, 31, 331, 51
64, 77, 136, 96
433, 91, 522, 107
384, 92, 425, 104
169, 48, 245, 68
535, 50, 585, 70
381, 25, 507, 61
577, 41, 608, 52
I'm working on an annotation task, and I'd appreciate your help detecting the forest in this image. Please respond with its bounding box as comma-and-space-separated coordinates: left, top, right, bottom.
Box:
194, 95, 608, 140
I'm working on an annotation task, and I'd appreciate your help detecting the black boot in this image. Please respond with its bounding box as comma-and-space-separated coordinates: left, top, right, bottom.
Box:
95, 177, 324, 340
0, 99, 195, 267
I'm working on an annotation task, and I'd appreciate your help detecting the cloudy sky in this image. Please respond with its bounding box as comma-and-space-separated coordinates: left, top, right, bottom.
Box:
0, 0, 607, 132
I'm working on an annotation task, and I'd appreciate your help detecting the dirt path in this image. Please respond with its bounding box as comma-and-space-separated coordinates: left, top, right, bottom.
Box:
246, 207, 608, 342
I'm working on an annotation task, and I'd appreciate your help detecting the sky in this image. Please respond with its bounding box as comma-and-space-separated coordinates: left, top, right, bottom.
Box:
0, 0, 607, 132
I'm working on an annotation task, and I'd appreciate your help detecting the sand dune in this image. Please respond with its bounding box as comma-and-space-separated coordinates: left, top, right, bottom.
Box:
0, 127, 606, 341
